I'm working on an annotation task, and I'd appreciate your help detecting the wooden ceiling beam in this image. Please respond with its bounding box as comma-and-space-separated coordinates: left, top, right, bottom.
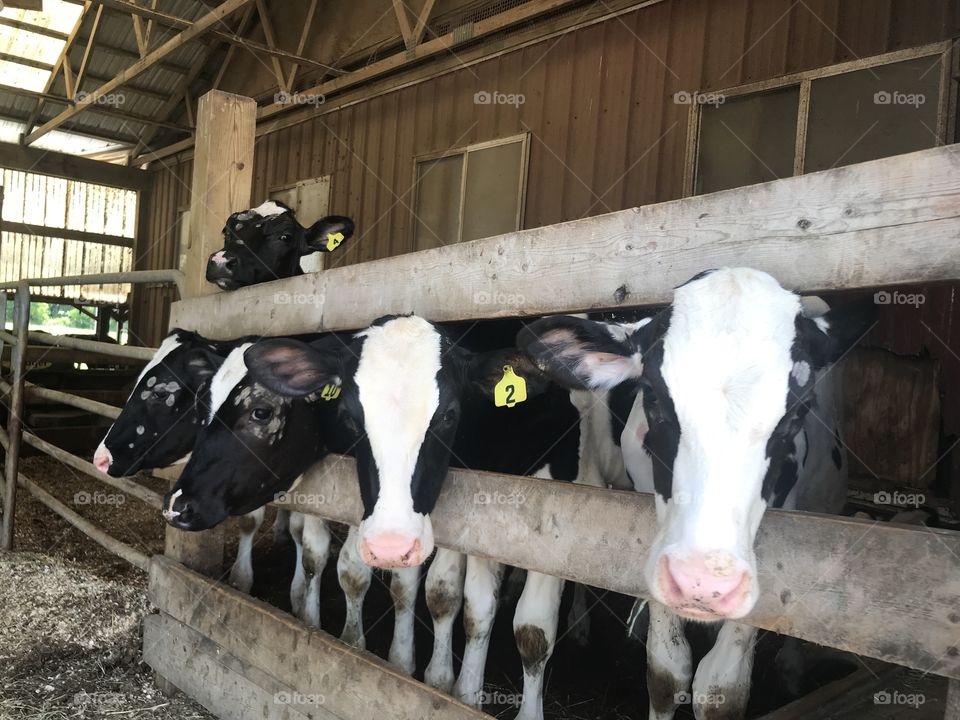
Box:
23, 0, 255, 146
22, 1, 91, 136
254, 0, 289, 93
0, 16, 69, 40
74, 4, 104, 99
392, 0, 415, 51
212, 3, 257, 90
285, 0, 318, 90
412, 0, 438, 47
0, 140, 150, 190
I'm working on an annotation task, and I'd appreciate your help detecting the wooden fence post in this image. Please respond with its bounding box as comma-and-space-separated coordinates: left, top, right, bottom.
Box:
1, 283, 30, 550
162, 91, 254, 575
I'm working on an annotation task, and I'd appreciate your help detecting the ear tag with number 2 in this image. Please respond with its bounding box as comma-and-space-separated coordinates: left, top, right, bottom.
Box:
320, 384, 341, 401
326, 232, 345, 252
494, 365, 527, 408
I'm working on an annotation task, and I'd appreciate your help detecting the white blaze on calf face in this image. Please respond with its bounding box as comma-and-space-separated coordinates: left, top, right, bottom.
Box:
207, 344, 254, 424
644, 269, 803, 619
249, 200, 288, 218
354, 316, 441, 565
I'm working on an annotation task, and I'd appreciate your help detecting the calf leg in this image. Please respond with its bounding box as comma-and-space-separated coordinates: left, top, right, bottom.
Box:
513, 571, 564, 720
228, 507, 264, 594
338, 526, 372, 649
691, 621, 755, 720
288, 512, 307, 618
388, 566, 421, 675
646, 600, 692, 720
454, 556, 505, 708
300, 515, 331, 628
424, 549, 467, 692
566, 582, 591, 647
272, 508, 291, 545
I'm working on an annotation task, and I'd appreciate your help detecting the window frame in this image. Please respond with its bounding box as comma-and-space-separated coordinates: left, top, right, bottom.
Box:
682, 41, 955, 197
411, 132, 530, 248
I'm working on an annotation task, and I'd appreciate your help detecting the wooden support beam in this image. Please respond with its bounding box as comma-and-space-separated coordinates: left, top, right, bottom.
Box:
82, 0, 340, 74
412, 0, 438, 46
0, 16, 69, 39
0, 84, 190, 133
2, 221, 134, 248
171, 146, 960, 338
148, 557, 491, 719
255, 0, 289, 93
392, 0, 415, 50
212, 3, 256, 90
74, 4, 104, 99
22, 0, 255, 147
273, 454, 960, 680
23, 1, 91, 135
0, 141, 150, 191
285, 0, 318, 90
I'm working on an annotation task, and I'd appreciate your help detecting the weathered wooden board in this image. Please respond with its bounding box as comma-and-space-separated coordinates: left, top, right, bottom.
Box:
143, 613, 326, 720
170, 146, 960, 338
148, 556, 490, 720
272, 454, 960, 680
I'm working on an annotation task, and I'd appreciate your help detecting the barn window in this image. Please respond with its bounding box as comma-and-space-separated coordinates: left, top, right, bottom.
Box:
413, 134, 528, 249
689, 43, 951, 195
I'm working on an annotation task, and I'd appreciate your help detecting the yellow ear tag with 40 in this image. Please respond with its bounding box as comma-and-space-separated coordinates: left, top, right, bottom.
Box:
326, 231, 345, 252
494, 365, 527, 408
320, 384, 341, 401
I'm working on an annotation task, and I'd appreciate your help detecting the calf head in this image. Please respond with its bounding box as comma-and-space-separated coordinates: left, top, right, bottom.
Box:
519, 268, 871, 620
206, 200, 355, 290
244, 315, 547, 569
93, 330, 224, 477
162, 341, 339, 531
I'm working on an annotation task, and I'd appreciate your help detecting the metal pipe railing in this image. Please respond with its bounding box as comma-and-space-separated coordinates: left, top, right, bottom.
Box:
0, 269, 185, 298
0, 268, 182, 561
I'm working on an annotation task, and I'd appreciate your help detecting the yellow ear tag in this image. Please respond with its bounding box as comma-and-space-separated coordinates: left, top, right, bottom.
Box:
325, 231, 345, 251
320, 384, 341, 401
494, 365, 527, 408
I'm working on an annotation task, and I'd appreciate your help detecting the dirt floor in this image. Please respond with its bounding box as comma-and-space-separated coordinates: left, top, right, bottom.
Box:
1, 455, 886, 720
0, 456, 215, 720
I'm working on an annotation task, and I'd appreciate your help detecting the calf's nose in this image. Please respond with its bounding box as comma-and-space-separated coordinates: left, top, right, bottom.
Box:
360, 532, 423, 568
93, 443, 112, 474
657, 551, 752, 619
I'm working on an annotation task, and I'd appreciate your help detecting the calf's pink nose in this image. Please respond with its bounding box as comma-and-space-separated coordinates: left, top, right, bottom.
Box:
209, 251, 228, 266
658, 552, 751, 618
93, 444, 112, 474
360, 533, 422, 568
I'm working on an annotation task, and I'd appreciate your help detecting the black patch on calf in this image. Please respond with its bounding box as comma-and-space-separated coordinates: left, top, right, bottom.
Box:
608, 379, 640, 448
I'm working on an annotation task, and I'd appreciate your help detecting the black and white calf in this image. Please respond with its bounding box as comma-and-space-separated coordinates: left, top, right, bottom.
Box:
206, 200, 355, 290
520, 268, 870, 720
161, 337, 351, 626
92, 329, 286, 594
244, 315, 637, 719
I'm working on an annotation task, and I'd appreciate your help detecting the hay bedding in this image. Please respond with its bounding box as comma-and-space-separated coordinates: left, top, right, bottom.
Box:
0, 457, 214, 720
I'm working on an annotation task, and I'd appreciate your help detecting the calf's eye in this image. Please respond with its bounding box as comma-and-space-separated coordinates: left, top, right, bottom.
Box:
252, 407, 273, 422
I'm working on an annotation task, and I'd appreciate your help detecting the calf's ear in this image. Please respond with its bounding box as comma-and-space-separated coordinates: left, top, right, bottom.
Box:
244, 339, 341, 397
467, 348, 553, 402
516, 315, 645, 390
303, 216, 355, 254
795, 299, 876, 369
182, 348, 225, 388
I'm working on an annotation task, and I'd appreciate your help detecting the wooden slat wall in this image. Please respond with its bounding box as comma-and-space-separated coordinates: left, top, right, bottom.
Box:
132, 0, 959, 490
